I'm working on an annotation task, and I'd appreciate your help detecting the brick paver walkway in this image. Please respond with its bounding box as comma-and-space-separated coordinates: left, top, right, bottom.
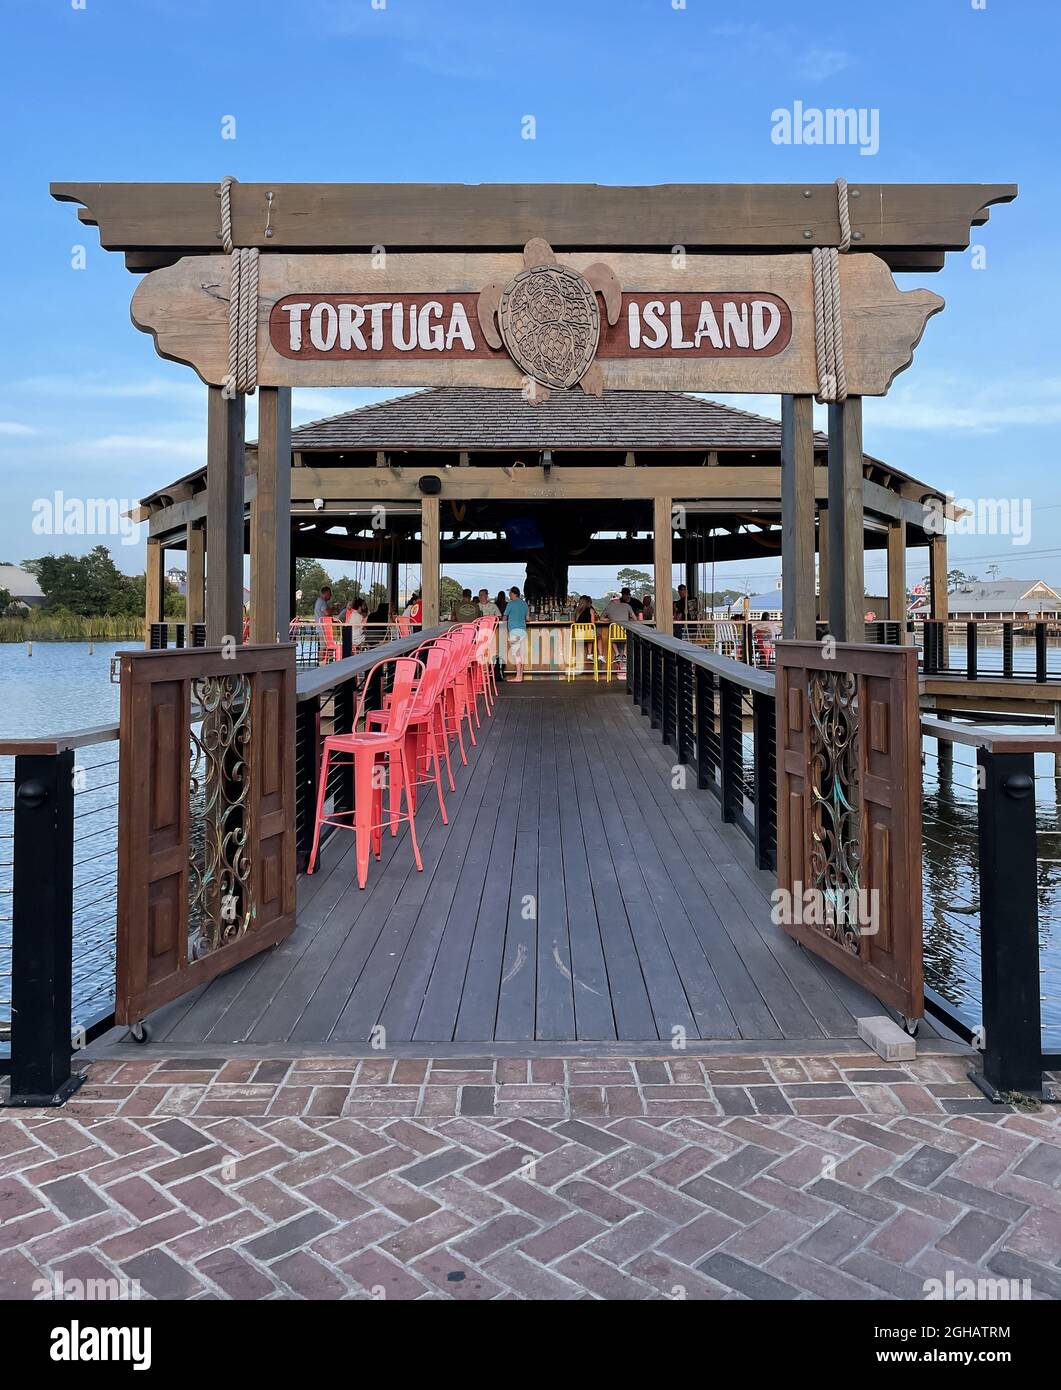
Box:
2, 1053, 1059, 1300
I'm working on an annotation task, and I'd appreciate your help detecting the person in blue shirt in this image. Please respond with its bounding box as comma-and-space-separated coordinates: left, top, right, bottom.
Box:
505, 585, 529, 682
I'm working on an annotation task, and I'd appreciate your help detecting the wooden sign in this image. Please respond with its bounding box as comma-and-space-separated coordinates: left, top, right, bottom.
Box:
131, 247, 942, 396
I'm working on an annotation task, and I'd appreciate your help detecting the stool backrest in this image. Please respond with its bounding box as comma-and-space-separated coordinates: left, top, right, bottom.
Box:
356, 656, 423, 737
571, 623, 596, 640
411, 645, 449, 717
608, 623, 626, 641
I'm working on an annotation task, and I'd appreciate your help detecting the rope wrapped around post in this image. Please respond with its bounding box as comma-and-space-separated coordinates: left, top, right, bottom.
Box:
811, 177, 852, 404
217, 175, 260, 395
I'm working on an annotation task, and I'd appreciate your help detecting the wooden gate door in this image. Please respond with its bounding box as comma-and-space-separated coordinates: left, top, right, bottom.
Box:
115, 645, 296, 1024
775, 640, 923, 1018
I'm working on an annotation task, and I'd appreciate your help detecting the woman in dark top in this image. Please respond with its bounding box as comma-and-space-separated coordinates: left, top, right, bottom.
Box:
495, 590, 508, 615
574, 594, 599, 624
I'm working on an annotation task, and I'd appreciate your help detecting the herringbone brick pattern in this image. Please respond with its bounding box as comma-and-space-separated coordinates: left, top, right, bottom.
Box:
1, 1054, 1059, 1300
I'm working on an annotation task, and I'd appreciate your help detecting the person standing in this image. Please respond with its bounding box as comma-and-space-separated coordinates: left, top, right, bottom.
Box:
478, 588, 504, 682
505, 585, 529, 682
451, 588, 483, 622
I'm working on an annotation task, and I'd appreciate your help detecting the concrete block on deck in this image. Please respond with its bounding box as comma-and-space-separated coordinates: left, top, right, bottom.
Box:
857, 1015, 916, 1062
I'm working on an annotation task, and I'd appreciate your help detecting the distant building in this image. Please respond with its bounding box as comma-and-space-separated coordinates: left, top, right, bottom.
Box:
731, 589, 783, 620
929, 578, 1060, 620
0, 563, 44, 609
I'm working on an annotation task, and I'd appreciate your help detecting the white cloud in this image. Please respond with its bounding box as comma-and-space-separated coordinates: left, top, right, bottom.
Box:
867, 376, 1061, 432
12, 373, 199, 403
0, 421, 34, 436
90, 433, 204, 458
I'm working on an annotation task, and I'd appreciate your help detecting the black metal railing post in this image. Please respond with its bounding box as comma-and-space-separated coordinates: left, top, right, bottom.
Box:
626, 629, 636, 697
638, 636, 651, 717
752, 691, 777, 871
1035, 621, 1047, 683
677, 654, 694, 767
6, 751, 83, 1106
694, 667, 715, 791
1002, 622, 1014, 678
294, 696, 321, 872
976, 747, 1043, 1096
331, 677, 355, 818
649, 647, 662, 730
966, 622, 977, 680
719, 677, 743, 824
661, 650, 675, 747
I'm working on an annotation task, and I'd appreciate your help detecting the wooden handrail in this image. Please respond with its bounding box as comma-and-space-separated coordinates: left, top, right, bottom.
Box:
0, 723, 120, 757
920, 716, 1061, 755
622, 622, 777, 696
294, 625, 449, 702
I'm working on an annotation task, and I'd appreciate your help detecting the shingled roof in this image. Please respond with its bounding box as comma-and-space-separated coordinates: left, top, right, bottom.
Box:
290, 386, 826, 452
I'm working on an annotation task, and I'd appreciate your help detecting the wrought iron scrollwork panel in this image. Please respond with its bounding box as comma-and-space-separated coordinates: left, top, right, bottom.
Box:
807, 668, 862, 953
188, 674, 253, 959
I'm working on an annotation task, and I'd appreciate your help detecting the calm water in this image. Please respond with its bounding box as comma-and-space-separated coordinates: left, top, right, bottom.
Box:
1, 642, 1058, 1042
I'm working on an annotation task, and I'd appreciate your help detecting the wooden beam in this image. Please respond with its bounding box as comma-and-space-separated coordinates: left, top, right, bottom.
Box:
887, 519, 909, 639
929, 532, 949, 621
780, 395, 816, 640
206, 388, 246, 645
420, 496, 440, 626
144, 537, 164, 648
51, 182, 1017, 271
250, 386, 292, 643
186, 521, 205, 626
828, 397, 865, 642
288, 464, 829, 502
654, 497, 674, 636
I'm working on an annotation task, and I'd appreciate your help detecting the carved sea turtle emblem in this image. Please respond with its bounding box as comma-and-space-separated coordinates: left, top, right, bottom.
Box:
477, 238, 622, 398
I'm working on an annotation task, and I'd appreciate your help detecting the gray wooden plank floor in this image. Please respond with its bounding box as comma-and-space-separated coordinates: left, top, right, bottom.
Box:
147, 680, 885, 1047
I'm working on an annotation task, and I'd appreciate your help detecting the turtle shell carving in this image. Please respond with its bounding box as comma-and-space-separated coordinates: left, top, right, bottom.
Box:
498, 263, 600, 390
477, 239, 623, 398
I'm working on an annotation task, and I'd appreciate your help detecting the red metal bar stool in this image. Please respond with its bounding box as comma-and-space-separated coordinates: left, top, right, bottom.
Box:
470, 617, 497, 716
366, 644, 451, 823
440, 626, 478, 761
306, 656, 423, 890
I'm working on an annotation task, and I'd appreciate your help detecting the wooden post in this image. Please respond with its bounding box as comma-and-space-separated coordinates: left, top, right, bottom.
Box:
654, 496, 674, 636
205, 387, 246, 646
388, 556, 400, 616
827, 396, 865, 643
187, 521, 206, 626
817, 504, 829, 626
250, 386, 291, 644
887, 519, 908, 641
780, 394, 816, 640
420, 494, 440, 625
144, 537, 164, 647
929, 532, 949, 621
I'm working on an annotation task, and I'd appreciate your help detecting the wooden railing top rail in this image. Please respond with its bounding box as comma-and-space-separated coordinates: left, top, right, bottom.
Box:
295, 625, 449, 702
920, 716, 1061, 755
0, 723, 120, 757
626, 623, 777, 696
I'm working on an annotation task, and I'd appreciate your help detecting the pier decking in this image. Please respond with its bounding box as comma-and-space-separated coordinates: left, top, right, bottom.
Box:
140, 681, 883, 1052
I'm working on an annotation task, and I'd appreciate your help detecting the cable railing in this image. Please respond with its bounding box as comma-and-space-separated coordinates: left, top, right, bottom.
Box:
915, 618, 1061, 682
625, 624, 777, 871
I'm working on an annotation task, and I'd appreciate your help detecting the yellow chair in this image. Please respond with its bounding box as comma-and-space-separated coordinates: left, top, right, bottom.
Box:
567, 623, 599, 681
605, 623, 628, 682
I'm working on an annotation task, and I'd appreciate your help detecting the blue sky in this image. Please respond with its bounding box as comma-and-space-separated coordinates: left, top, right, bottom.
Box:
1, 0, 1058, 597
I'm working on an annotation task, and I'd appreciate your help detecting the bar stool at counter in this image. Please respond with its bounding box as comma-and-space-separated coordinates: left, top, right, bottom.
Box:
567, 622, 600, 681
604, 623, 628, 682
